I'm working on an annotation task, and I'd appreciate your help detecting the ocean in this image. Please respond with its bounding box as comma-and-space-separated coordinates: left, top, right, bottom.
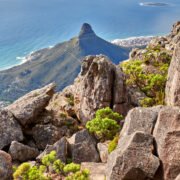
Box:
0, 0, 180, 70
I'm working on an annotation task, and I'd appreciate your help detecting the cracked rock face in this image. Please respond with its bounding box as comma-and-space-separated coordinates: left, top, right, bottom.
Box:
73, 55, 128, 123
153, 106, 180, 180
0, 109, 23, 149
165, 42, 180, 106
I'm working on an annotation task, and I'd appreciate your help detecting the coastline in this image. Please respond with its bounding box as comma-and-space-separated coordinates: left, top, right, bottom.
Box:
0, 35, 156, 71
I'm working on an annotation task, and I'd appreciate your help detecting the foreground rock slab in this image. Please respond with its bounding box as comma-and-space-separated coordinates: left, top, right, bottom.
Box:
81, 162, 106, 180
9, 141, 39, 162
0, 150, 12, 180
0, 109, 23, 149
153, 106, 180, 180
7, 83, 56, 126
106, 131, 160, 180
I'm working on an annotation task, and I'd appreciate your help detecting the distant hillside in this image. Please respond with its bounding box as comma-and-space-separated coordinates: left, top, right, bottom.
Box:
0, 23, 130, 101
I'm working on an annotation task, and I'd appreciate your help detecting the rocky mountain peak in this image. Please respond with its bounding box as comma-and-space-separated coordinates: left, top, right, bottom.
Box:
78, 23, 96, 38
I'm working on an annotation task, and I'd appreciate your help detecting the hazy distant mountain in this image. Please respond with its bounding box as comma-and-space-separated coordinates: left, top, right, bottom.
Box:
0, 23, 130, 101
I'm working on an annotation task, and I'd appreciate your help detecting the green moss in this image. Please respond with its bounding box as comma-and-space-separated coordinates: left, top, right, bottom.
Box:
108, 135, 119, 153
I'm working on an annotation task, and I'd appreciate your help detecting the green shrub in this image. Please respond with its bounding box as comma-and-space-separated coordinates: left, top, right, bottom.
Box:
63, 163, 80, 174
42, 150, 56, 167
86, 107, 122, 141
13, 163, 47, 180
121, 47, 171, 107
53, 159, 65, 174
65, 169, 90, 180
108, 135, 119, 153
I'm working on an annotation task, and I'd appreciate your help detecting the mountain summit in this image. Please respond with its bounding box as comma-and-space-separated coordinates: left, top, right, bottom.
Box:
79, 23, 96, 37
0, 23, 130, 101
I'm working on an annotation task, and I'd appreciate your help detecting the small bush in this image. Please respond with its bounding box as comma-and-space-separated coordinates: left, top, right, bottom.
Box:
53, 159, 65, 174
65, 169, 90, 180
13, 163, 47, 180
63, 163, 80, 174
86, 107, 122, 141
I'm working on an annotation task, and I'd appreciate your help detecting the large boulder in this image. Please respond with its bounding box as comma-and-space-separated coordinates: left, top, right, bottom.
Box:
6, 83, 55, 126
153, 106, 180, 180
165, 42, 180, 106
0, 150, 12, 180
73, 55, 128, 123
106, 131, 160, 180
68, 129, 100, 163
0, 109, 23, 149
32, 124, 64, 150
37, 137, 68, 163
120, 106, 161, 138
9, 141, 39, 162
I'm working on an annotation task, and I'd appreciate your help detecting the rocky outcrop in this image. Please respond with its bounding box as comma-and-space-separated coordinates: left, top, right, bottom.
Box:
6, 83, 55, 126
81, 162, 106, 180
0, 109, 23, 149
106, 131, 160, 180
37, 137, 68, 163
49, 55, 129, 124
73, 55, 128, 123
68, 129, 100, 163
0, 150, 12, 180
165, 42, 180, 106
9, 141, 39, 162
153, 106, 180, 180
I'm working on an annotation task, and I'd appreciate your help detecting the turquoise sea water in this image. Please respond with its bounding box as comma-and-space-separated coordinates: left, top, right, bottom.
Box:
0, 0, 180, 69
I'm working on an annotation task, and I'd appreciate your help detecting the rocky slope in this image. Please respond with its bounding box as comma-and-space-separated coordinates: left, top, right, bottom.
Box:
0, 23, 130, 102
0, 21, 179, 180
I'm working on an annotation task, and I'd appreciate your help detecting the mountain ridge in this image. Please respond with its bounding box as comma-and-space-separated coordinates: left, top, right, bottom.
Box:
0, 23, 130, 101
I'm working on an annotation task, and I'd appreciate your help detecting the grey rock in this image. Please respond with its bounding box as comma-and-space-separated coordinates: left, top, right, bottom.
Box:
165, 42, 180, 106
0, 109, 23, 149
153, 106, 180, 180
68, 129, 100, 163
106, 131, 160, 180
0, 150, 12, 180
9, 141, 39, 162
37, 137, 68, 163
32, 124, 64, 150
6, 83, 55, 126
